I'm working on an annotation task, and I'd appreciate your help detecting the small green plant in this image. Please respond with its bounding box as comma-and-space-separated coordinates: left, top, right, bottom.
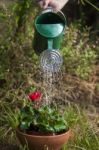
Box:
18, 91, 68, 133
20, 105, 68, 133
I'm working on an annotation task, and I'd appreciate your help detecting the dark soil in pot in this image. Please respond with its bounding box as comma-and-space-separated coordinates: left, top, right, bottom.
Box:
19, 124, 69, 136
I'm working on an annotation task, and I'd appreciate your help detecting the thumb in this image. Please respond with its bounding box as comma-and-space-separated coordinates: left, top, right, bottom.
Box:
43, 0, 51, 9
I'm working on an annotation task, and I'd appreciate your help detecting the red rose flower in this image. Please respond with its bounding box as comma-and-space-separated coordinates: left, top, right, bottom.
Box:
28, 91, 41, 101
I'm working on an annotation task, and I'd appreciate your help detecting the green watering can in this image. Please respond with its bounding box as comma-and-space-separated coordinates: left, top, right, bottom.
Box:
33, 8, 66, 73
33, 8, 66, 54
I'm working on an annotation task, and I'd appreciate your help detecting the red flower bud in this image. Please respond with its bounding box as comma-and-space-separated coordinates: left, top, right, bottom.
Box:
28, 91, 41, 101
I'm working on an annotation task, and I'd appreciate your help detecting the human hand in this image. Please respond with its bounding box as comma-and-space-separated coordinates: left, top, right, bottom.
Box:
37, 0, 69, 11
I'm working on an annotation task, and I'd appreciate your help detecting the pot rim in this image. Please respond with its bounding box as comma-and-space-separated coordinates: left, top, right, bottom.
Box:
16, 128, 71, 138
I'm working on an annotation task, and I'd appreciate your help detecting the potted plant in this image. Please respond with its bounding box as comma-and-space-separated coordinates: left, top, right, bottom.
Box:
15, 91, 71, 150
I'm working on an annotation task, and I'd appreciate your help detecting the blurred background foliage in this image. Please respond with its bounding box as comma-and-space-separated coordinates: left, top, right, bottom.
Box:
0, 0, 99, 149
0, 0, 99, 105
0, 0, 98, 103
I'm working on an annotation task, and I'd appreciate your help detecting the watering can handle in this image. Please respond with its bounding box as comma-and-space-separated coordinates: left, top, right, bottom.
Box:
57, 10, 66, 25
41, 7, 66, 24
40, 7, 53, 14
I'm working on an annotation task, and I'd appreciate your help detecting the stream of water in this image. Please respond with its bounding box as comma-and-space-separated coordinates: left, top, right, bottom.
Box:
41, 68, 63, 106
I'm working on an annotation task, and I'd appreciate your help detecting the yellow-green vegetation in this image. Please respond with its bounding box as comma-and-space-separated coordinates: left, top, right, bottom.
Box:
0, 0, 99, 150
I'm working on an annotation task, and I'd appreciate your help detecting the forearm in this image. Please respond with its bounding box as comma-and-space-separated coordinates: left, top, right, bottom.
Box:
53, 0, 69, 10
58, 0, 69, 8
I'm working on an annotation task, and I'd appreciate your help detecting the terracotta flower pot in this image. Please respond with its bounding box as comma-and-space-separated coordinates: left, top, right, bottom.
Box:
16, 128, 71, 150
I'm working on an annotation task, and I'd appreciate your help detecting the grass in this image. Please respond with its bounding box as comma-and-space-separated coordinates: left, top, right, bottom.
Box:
0, 102, 99, 150
0, 1, 99, 150
62, 105, 99, 150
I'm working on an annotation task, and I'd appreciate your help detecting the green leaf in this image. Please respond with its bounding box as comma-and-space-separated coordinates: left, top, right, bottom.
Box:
54, 124, 66, 132
20, 121, 30, 129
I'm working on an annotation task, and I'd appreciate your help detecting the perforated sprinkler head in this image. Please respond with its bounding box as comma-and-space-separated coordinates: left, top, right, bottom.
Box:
39, 49, 63, 73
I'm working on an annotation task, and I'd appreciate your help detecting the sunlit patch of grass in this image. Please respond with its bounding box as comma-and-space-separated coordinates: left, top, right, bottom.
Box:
62, 104, 99, 150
